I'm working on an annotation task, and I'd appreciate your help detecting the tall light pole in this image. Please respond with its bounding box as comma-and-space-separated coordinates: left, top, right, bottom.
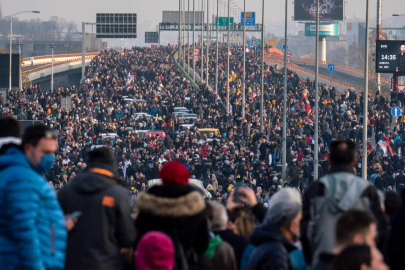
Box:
9, 10, 40, 96
50, 43, 55, 92
242, 0, 246, 118
260, 0, 264, 133
179, 0, 182, 64
362, 0, 370, 180
226, 0, 230, 114
376, 0, 382, 92
215, 0, 219, 95
188, 0, 190, 74
183, 0, 186, 68
201, 0, 204, 82
314, 0, 320, 180
282, 0, 288, 180
206, 0, 210, 86
16, 40, 22, 90
193, 0, 196, 82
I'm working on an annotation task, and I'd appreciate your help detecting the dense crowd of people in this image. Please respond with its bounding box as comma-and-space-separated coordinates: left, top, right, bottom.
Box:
0, 43, 404, 270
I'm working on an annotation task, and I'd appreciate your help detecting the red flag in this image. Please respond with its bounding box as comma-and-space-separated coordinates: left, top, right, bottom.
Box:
151, 42, 154, 48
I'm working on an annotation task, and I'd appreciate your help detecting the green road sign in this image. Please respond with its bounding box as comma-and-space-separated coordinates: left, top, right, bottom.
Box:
215, 17, 234, 27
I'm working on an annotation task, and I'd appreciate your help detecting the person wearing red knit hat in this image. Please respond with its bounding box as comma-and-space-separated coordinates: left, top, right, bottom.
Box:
135, 161, 213, 270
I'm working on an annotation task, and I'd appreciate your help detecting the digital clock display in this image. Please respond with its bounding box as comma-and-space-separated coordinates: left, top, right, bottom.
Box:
376, 40, 405, 74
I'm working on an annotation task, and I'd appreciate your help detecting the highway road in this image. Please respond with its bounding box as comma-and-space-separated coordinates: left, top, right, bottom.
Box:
22, 63, 49, 72
295, 63, 365, 88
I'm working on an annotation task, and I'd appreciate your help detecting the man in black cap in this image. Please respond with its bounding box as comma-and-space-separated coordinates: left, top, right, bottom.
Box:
58, 147, 136, 270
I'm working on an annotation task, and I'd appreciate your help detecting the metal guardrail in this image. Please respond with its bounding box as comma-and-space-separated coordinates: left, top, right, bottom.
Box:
264, 54, 391, 85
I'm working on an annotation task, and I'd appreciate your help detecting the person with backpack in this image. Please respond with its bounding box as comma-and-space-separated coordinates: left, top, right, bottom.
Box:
301, 140, 387, 267
135, 161, 210, 270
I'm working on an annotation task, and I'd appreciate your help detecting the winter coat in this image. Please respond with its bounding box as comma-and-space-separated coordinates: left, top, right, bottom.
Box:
248, 223, 295, 270
58, 167, 136, 270
135, 185, 209, 269
0, 147, 67, 270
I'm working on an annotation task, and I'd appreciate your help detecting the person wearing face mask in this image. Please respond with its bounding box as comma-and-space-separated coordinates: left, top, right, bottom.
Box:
247, 188, 305, 270
0, 124, 67, 270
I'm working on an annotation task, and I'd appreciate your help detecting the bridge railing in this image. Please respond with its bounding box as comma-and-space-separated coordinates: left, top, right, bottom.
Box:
264, 54, 391, 85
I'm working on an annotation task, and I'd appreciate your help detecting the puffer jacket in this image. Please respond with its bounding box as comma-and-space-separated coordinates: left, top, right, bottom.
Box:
0, 147, 67, 270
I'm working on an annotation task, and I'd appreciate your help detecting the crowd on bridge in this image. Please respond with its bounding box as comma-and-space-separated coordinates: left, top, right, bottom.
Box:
0, 43, 404, 270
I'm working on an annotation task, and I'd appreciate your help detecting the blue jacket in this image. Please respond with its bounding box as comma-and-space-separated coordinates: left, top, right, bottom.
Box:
0, 147, 67, 270
248, 223, 295, 270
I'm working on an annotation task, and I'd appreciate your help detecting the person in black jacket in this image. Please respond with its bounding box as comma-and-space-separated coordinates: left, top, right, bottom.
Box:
135, 161, 210, 270
58, 147, 136, 270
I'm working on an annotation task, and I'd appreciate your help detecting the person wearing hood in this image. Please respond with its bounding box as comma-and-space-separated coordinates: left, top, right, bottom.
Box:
247, 188, 305, 270
135, 161, 210, 269
58, 147, 136, 270
0, 124, 67, 269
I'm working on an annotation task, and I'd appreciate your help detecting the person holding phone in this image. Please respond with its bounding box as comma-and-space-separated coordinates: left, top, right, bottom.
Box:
58, 147, 136, 270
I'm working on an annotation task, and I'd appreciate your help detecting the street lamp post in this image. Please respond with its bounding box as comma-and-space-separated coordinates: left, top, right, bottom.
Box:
260, 0, 264, 133
9, 10, 40, 96
242, 0, 246, 118
314, 0, 320, 180
50, 43, 55, 92
193, 0, 196, 83
201, 0, 204, 82
362, 0, 370, 180
282, 0, 288, 180
215, 0, 219, 95
188, 0, 190, 75
226, 0, 230, 114
16, 40, 22, 90
206, 0, 209, 86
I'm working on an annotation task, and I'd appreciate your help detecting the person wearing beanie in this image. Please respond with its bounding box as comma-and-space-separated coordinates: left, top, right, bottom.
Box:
58, 147, 136, 270
135, 231, 175, 270
135, 161, 210, 269
247, 188, 303, 270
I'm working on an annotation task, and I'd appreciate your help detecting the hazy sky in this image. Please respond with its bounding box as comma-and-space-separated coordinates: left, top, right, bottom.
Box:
2, 0, 405, 45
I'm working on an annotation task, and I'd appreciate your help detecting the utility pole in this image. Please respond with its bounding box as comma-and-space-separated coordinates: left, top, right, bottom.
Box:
16, 40, 22, 90
179, 0, 182, 64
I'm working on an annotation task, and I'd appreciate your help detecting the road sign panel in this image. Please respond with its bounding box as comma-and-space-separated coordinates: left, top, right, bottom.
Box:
283, 45, 288, 49
287, 58, 292, 64
241, 12, 256, 26
215, 17, 234, 27
247, 39, 253, 46
267, 39, 277, 46
391, 107, 402, 117
286, 50, 292, 57
328, 64, 335, 72
253, 45, 258, 52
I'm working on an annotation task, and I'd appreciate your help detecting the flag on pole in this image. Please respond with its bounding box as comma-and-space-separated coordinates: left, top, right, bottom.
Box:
378, 137, 394, 157
302, 116, 313, 126
151, 42, 154, 47
291, 103, 301, 111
